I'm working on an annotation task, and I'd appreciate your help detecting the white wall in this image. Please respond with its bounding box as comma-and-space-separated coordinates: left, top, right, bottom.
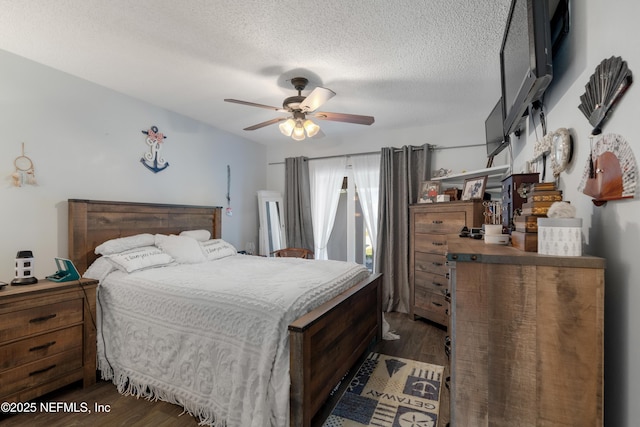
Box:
0, 50, 266, 280
511, 2, 640, 426
267, 1, 640, 425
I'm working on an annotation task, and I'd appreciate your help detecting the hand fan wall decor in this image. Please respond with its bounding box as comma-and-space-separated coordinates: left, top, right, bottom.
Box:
578, 56, 633, 135
578, 133, 637, 205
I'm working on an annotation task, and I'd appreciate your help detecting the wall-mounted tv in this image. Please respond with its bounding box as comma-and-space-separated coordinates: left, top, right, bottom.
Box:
500, 0, 553, 136
486, 98, 510, 158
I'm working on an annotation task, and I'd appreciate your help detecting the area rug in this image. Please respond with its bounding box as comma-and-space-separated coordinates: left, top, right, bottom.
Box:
323, 352, 444, 427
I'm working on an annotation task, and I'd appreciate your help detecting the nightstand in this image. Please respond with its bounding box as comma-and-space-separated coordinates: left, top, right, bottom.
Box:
0, 278, 97, 402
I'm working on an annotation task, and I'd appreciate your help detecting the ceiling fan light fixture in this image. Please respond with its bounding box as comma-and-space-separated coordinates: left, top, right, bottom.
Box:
303, 119, 320, 138
291, 122, 306, 141
279, 118, 296, 136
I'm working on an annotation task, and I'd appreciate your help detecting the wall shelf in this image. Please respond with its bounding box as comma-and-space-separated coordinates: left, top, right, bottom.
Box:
431, 164, 510, 192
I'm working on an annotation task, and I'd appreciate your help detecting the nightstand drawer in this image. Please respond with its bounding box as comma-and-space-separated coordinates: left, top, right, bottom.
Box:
415, 252, 448, 276
413, 211, 466, 234
0, 347, 83, 399
0, 325, 83, 372
0, 299, 83, 343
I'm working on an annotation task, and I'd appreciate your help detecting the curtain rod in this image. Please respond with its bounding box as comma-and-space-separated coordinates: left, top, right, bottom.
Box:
268, 150, 381, 165
267, 143, 484, 165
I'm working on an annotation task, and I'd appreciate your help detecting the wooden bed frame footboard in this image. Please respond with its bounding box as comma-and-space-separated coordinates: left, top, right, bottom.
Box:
289, 273, 382, 427
67, 199, 382, 427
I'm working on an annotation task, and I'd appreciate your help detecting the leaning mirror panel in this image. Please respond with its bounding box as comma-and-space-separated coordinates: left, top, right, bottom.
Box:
257, 190, 287, 256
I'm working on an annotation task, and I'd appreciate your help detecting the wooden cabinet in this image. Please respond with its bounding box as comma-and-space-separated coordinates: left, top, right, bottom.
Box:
409, 201, 484, 326
500, 173, 539, 232
446, 237, 604, 426
0, 279, 97, 402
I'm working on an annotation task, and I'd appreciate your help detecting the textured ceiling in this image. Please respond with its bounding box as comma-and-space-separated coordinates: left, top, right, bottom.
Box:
0, 0, 512, 146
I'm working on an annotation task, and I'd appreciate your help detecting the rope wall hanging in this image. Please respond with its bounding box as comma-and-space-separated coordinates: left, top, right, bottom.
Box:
12, 143, 37, 187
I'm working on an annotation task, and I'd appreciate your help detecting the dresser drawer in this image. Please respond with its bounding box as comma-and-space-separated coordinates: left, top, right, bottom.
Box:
0, 347, 83, 399
415, 252, 448, 276
414, 233, 449, 255
413, 211, 466, 234
414, 290, 448, 325
415, 271, 448, 294
0, 325, 83, 372
0, 299, 83, 343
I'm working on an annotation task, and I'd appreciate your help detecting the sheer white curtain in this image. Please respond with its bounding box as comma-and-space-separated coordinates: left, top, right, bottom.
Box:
351, 154, 380, 263
309, 157, 346, 259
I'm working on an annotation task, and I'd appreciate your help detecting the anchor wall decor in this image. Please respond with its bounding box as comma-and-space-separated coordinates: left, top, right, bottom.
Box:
141, 125, 169, 173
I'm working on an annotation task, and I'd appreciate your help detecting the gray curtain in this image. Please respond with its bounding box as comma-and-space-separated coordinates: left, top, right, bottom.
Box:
284, 157, 314, 251
374, 144, 432, 313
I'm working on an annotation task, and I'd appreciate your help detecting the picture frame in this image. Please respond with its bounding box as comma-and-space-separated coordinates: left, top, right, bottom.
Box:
443, 187, 461, 201
418, 180, 440, 203
462, 175, 488, 200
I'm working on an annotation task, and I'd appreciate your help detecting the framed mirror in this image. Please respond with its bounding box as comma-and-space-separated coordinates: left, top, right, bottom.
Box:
257, 190, 287, 256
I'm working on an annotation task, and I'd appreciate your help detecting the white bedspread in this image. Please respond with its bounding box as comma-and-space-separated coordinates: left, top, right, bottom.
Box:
96, 255, 370, 427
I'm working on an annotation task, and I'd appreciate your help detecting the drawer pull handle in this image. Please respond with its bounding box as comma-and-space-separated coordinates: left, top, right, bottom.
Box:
431, 262, 443, 267
432, 220, 443, 224
29, 341, 57, 352
29, 364, 56, 376
29, 314, 57, 323
432, 282, 444, 287
444, 337, 451, 358
432, 301, 443, 307
431, 242, 445, 246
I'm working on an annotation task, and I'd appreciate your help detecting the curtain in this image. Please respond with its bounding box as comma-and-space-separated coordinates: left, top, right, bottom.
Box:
374, 144, 432, 313
284, 157, 314, 251
309, 157, 347, 260
351, 153, 380, 266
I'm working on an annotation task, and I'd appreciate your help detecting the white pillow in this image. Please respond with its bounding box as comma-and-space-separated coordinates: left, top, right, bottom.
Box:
179, 229, 211, 242
106, 246, 174, 273
83, 257, 116, 282
200, 239, 237, 261
155, 234, 206, 264
95, 233, 155, 256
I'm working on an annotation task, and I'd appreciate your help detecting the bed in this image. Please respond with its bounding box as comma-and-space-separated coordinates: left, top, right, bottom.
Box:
67, 199, 382, 427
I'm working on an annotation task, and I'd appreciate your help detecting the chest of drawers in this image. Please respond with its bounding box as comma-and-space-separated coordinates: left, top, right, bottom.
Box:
447, 238, 604, 426
409, 201, 483, 326
0, 278, 97, 402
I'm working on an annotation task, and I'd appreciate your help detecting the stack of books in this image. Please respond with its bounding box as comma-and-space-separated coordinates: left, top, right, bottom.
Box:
511, 182, 563, 251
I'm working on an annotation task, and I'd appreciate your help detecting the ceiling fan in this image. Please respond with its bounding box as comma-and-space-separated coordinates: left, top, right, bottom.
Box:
224, 77, 374, 141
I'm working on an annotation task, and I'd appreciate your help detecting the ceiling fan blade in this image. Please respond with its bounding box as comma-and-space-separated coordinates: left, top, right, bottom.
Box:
243, 117, 287, 131
312, 111, 375, 125
300, 87, 336, 112
224, 99, 287, 112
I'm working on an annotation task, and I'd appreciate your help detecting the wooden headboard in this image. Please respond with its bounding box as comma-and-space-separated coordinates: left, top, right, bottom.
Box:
68, 199, 222, 273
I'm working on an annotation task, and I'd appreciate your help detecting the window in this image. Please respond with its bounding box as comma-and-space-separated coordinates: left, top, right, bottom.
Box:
328, 171, 376, 271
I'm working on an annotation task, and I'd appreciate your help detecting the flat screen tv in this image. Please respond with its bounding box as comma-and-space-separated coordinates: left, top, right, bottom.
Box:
500, 0, 553, 136
486, 98, 510, 157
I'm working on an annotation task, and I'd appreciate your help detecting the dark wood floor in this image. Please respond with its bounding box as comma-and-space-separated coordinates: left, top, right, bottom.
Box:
0, 312, 449, 427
